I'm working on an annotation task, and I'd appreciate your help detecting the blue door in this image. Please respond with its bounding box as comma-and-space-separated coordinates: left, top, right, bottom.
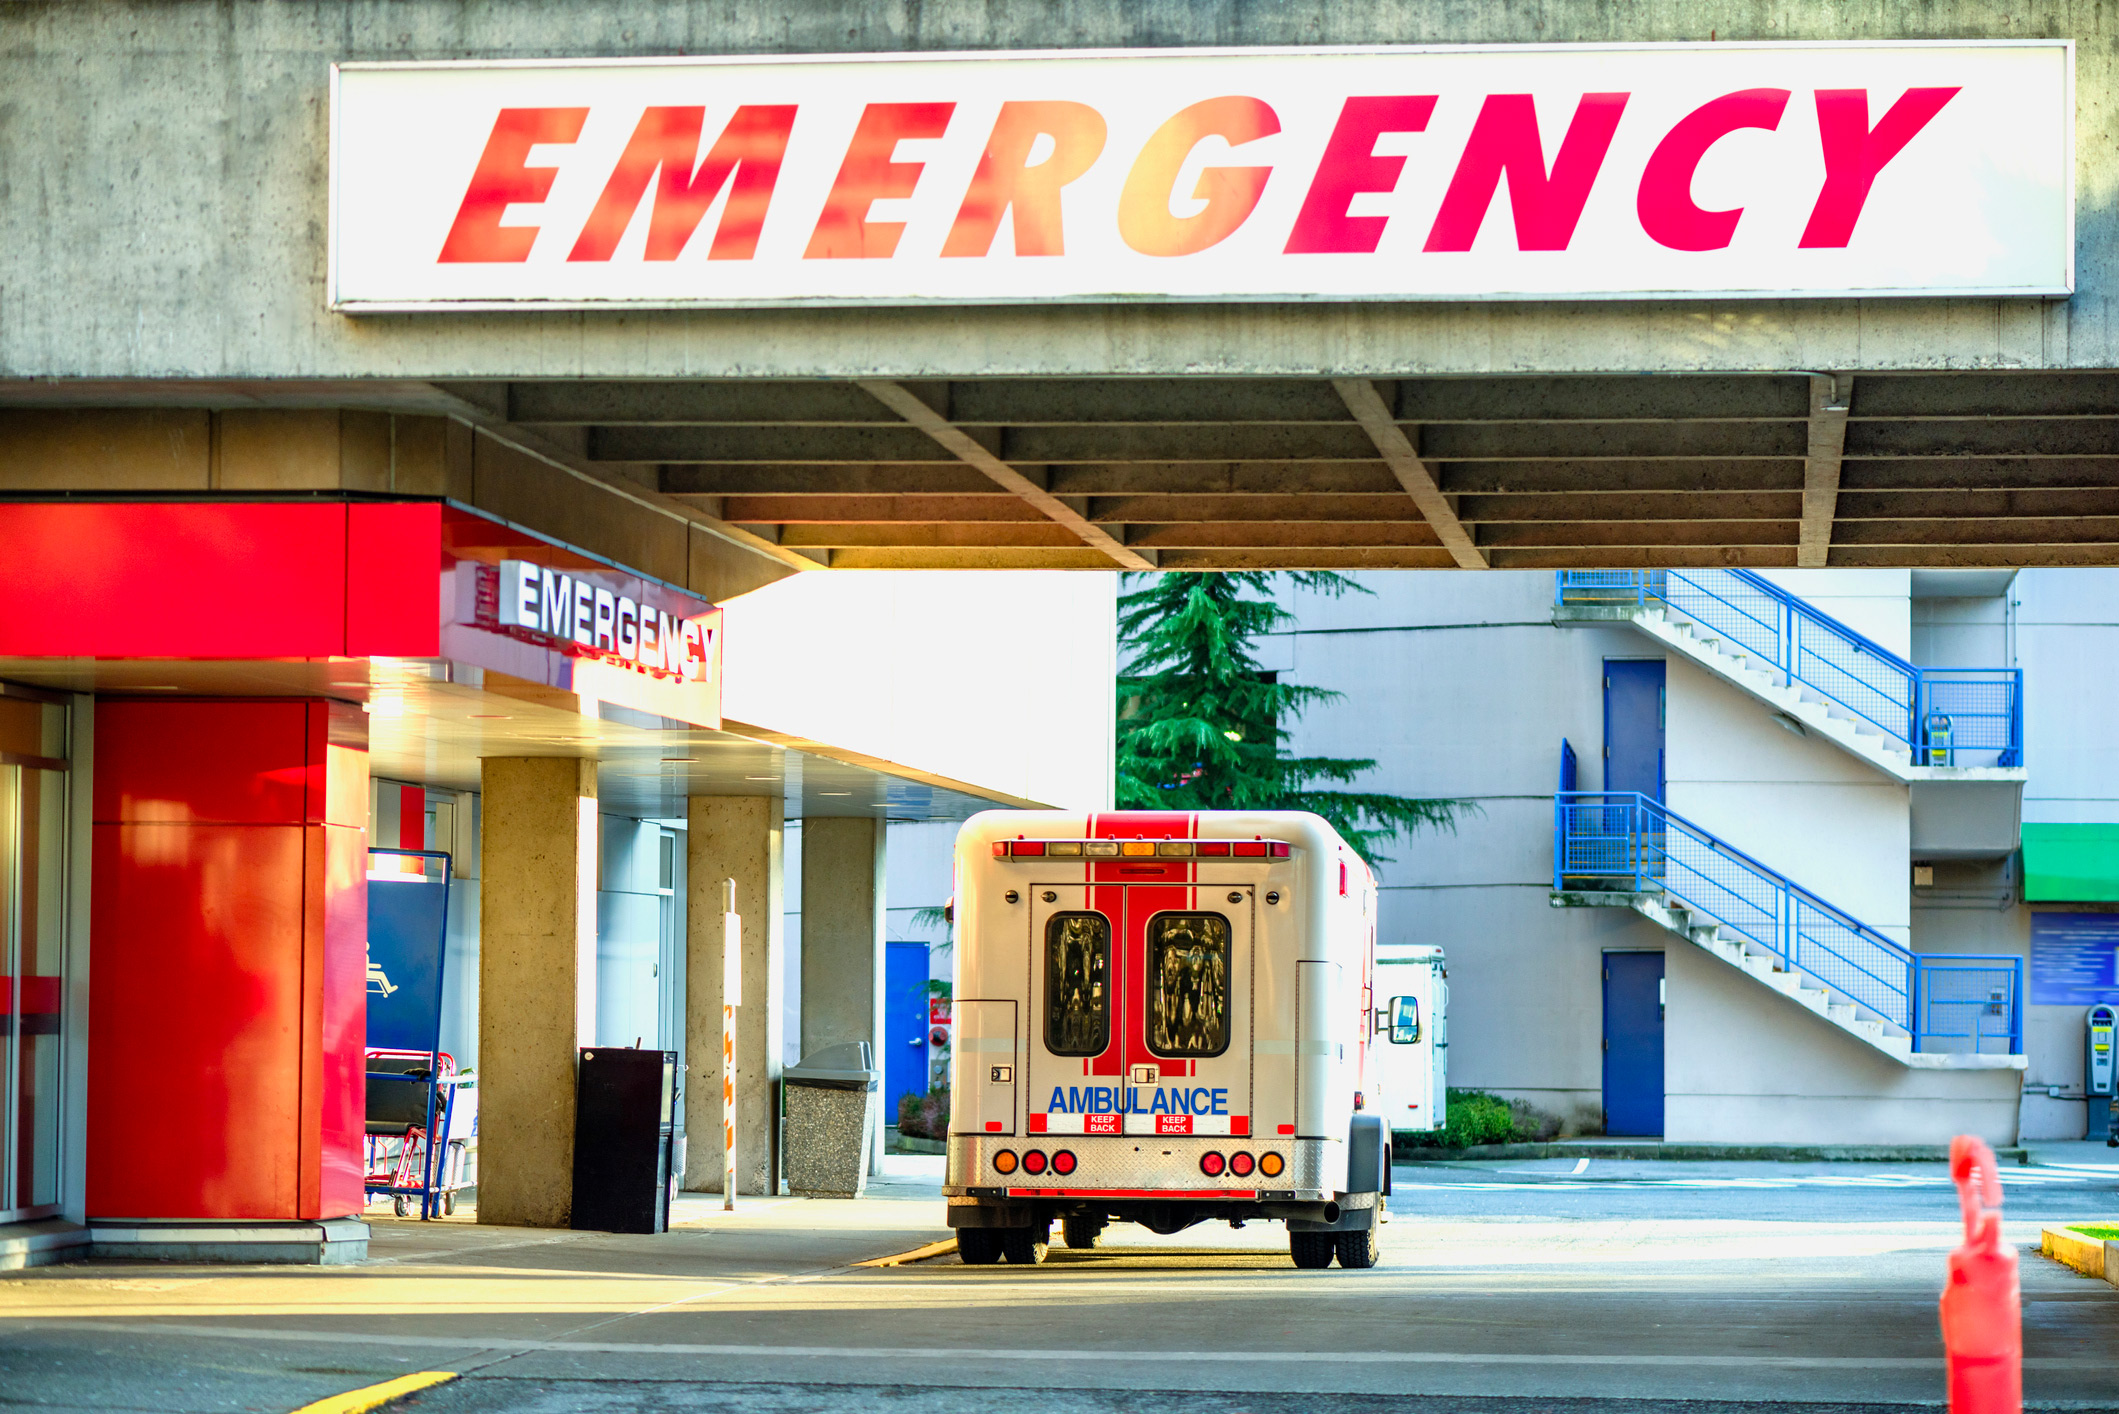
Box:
1603, 952, 1665, 1136
1603, 659, 1665, 800
884, 941, 931, 1127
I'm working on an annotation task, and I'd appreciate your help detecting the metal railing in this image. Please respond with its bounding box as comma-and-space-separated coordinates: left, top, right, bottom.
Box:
1556, 569, 2022, 767
1553, 788, 2023, 1054
1913, 954, 2026, 1056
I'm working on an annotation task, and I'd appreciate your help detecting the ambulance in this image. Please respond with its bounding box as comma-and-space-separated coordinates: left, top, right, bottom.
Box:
943, 809, 1438, 1270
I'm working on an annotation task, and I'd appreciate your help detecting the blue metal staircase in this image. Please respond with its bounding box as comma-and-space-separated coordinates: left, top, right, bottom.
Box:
1553, 784, 2023, 1060
1555, 569, 2023, 779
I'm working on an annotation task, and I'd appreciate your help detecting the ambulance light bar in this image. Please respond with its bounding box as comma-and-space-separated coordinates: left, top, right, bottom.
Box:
993, 839, 1293, 860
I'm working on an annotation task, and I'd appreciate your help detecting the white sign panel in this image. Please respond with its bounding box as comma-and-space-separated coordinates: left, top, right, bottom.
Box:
329, 42, 2073, 308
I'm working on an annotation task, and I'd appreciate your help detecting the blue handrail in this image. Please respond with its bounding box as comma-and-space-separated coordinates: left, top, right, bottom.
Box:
1556, 569, 2023, 767
1553, 787, 2022, 1054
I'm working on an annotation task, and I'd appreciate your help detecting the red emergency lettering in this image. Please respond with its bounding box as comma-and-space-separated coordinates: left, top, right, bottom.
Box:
1424, 92, 1630, 252
943, 101, 1108, 257
1636, 88, 1792, 251
568, 105, 798, 262
1799, 87, 1960, 248
804, 102, 957, 259
1283, 95, 1437, 255
1118, 96, 1280, 257
438, 107, 590, 263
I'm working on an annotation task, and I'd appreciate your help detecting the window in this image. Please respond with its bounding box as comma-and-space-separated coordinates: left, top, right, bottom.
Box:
1388, 995, 1420, 1044
1044, 912, 1110, 1056
1146, 912, 1231, 1057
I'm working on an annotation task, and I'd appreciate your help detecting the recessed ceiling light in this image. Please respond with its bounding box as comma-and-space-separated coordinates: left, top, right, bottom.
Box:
745, 775, 775, 781
821, 790, 853, 796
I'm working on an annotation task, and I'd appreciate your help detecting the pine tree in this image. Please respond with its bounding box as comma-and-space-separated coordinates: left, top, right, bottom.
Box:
1115, 571, 1466, 863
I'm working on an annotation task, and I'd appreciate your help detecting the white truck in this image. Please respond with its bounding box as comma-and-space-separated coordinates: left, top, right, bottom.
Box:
943, 808, 1441, 1270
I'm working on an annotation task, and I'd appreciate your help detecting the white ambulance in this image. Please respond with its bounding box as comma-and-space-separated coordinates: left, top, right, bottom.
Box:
1374, 943, 1448, 1140
943, 808, 1433, 1270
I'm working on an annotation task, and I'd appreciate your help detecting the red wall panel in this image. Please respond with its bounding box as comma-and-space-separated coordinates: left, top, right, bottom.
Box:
346, 502, 442, 657
88, 699, 370, 1222
0, 504, 348, 657
0, 501, 440, 659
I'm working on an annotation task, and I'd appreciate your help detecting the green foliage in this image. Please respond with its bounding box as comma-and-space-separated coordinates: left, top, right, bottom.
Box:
1397, 1089, 1566, 1150
897, 1084, 951, 1139
1115, 570, 1468, 863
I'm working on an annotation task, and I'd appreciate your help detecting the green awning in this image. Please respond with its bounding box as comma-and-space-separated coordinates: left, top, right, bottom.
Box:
2024, 824, 2119, 903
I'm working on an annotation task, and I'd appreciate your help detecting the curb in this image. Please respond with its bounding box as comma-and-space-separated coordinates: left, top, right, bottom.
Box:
1402, 1141, 2032, 1164
2040, 1226, 2119, 1286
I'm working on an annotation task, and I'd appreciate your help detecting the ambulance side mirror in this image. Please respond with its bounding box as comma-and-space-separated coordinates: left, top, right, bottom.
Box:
1387, 995, 1420, 1045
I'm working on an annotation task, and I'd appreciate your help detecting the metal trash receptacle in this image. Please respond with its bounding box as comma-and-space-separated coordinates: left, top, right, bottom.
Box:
783, 1041, 880, 1198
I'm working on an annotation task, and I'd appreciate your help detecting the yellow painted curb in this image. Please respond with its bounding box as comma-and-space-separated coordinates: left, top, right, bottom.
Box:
853, 1237, 958, 1267
288, 1371, 458, 1414
2039, 1226, 2107, 1279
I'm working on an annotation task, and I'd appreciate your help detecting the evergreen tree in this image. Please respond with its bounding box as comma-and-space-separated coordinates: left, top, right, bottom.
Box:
1115, 571, 1466, 863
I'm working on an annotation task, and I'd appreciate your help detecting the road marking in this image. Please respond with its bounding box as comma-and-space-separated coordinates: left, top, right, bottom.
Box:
288, 1372, 457, 1414
1572, 1159, 1590, 1175
853, 1238, 957, 1267
32, 1322, 2116, 1372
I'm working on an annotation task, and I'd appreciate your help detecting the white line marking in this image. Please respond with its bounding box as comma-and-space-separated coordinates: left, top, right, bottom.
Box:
17, 1321, 2113, 1372
1572, 1158, 1591, 1175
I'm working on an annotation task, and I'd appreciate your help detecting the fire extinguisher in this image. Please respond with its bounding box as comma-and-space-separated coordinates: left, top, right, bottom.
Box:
1939, 1134, 2020, 1414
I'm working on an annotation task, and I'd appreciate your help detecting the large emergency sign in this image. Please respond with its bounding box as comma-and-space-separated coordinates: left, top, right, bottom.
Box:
329, 41, 2071, 309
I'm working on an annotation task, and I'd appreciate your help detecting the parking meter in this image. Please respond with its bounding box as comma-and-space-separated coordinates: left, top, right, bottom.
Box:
2089, 1005, 2116, 1141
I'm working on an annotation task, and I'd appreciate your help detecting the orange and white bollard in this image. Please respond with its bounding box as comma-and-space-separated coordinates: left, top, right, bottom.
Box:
1939, 1134, 2021, 1414
722, 878, 741, 1212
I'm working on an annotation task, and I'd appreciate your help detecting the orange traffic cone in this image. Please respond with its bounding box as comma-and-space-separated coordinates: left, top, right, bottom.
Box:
1939, 1134, 2021, 1414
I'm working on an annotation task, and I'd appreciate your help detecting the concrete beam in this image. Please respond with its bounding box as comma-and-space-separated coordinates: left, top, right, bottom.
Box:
1798, 374, 1854, 569
1333, 379, 1488, 569
855, 379, 1156, 570
686, 796, 785, 1197
478, 757, 599, 1229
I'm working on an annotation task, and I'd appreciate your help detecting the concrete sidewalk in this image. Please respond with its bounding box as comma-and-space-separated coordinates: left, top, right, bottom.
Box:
0, 1161, 955, 1414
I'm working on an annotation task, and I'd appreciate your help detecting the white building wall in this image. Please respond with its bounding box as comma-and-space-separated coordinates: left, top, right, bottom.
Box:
1665, 661, 1911, 943
1276, 568, 2019, 1143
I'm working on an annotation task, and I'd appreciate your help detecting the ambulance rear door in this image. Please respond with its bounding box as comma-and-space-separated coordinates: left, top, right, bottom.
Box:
1123, 884, 1253, 1142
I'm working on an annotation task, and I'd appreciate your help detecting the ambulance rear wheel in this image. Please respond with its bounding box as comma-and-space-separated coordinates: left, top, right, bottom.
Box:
1002, 1224, 1050, 1265
957, 1228, 1004, 1265
1062, 1216, 1104, 1249
1336, 1222, 1380, 1270
1289, 1231, 1336, 1269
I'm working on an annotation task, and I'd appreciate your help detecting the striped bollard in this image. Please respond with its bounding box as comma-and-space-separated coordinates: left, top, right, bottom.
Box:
722, 878, 741, 1210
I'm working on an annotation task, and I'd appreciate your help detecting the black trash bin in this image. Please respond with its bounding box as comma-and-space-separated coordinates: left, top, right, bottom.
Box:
571, 1047, 678, 1233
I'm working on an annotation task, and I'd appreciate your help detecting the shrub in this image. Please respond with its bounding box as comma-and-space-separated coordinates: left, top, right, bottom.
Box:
1397, 1088, 1529, 1150
897, 1084, 950, 1139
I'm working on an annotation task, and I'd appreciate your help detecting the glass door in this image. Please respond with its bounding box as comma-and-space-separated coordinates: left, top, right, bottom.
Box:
1, 689, 68, 1222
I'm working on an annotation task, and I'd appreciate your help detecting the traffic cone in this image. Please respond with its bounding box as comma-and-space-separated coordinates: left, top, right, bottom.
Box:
1939, 1134, 2021, 1414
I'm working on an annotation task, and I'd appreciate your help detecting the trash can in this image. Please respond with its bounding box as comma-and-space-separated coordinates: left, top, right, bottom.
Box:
571, 1047, 678, 1233
783, 1041, 880, 1198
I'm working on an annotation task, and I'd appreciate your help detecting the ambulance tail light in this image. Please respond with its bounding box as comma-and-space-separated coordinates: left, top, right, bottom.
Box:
1259, 1152, 1286, 1178
1022, 1149, 1048, 1175
1199, 1152, 1226, 1178
993, 1149, 1019, 1175
1052, 1150, 1077, 1176
1229, 1151, 1256, 1177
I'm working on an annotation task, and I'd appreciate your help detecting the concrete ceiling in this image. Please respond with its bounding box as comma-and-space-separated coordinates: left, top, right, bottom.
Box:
476, 371, 2119, 572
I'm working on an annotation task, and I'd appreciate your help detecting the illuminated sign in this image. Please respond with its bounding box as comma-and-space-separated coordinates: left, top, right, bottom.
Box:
330, 41, 2072, 308
483, 559, 715, 683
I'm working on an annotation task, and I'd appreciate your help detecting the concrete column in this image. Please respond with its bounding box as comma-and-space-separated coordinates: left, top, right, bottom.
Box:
478, 757, 598, 1228
686, 795, 784, 1195
800, 816, 887, 1162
